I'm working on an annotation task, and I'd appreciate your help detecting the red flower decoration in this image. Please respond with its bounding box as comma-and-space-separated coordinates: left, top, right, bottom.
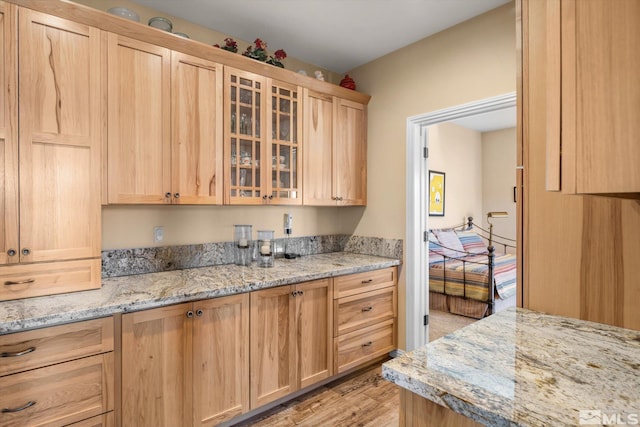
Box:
274, 49, 287, 60
254, 38, 266, 50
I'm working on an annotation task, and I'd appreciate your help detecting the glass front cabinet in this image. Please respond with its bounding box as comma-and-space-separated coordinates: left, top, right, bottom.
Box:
224, 67, 302, 205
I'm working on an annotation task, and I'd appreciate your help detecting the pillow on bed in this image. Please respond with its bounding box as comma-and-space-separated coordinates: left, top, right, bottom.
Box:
456, 230, 488, 254
428, 232, 442, 253
433, 229, 465, 258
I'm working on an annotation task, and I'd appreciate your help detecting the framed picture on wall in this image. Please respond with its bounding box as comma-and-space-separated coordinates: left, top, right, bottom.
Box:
429, 170, 445, 216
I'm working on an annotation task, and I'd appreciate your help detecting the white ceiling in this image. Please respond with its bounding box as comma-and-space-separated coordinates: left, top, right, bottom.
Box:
129, 0, 510, 74
450, 106, 517, 132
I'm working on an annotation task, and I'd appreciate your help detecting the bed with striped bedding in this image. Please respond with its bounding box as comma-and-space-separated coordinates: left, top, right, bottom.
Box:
428, 226, 516, 318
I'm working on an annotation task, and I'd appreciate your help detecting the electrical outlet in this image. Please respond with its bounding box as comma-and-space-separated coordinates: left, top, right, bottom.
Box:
154, 226, 164, 243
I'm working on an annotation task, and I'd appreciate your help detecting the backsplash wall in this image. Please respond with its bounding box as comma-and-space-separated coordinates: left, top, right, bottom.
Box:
102, 235, 402, 278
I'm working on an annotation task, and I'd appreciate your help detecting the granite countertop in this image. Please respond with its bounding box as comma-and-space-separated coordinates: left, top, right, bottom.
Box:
0, 252, 399, 334
382, 307, 640, 427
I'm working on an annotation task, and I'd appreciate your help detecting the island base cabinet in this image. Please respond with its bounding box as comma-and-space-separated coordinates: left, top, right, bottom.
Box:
399, 389, 482, 427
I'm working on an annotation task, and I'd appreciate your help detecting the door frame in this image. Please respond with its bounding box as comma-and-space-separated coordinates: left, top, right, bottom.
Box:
404, 92, 517, 351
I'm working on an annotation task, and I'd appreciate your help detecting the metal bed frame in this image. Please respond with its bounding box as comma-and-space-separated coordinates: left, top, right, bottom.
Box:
429, 216, 516, 316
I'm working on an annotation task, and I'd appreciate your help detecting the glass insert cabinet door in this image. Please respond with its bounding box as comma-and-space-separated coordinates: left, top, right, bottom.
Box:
269, 81, 302, 205
225, 68, 266, 204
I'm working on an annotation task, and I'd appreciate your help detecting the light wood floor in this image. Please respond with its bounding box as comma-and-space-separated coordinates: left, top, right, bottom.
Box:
233, 310, 476, 427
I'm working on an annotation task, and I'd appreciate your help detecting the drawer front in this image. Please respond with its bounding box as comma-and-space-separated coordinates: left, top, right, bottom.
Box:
334, 286, 396, 336
69, 412, 114, 427
0, 258, 101, 301
0, 317, 114, 377
0, 353, 114, 427
334, 267, 396, 299
334, 319, 395, 374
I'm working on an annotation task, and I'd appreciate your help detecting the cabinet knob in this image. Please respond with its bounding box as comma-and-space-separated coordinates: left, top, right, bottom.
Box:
165, 192, 172, 198
1, 401, 36, 413
361, 306, 373, 312
7, 249, 16, 257
338, 197, 343, 201
1, 347, 36, 357
362, 341, 373, 348
21, 248, 30, 256
196, 309, 203, 317
263, 195, 268, 200
174, 193, 180, 199
268, 195, 273, 200
186, 311, 194, 318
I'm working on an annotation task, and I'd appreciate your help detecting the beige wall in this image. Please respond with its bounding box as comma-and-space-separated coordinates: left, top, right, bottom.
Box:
427, 123, 483, 229
346, 2, 516, 348
72, 0, 342, 83
482, 127, 517, 251
102, 205, 356, 249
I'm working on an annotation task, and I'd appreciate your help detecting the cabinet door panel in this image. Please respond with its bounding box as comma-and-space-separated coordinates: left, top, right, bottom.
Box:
571, 0, 640, 193
224, 67, 266, 205
121, 303, 191, 427
193, 294, 249, 426
107, 34, 170, 204
334, 98, 366, 205
303, 89, 334, 205
0, 2, 17, 266
18, 8, 101, 262
171, 51, 223, 205
297, 279, 333, 389
250, 286, 295, 408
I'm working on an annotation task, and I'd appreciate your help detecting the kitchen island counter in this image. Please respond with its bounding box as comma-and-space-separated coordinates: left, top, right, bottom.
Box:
0, 252, 399, 334
382, 307, 640, 427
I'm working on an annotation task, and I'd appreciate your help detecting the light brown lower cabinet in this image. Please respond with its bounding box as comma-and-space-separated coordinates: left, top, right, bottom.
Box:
0, 317, 114, 427
120, 293, 249, 427
69, 412, 115, 427
333, 267, 398, 374
250, 278, 333, 409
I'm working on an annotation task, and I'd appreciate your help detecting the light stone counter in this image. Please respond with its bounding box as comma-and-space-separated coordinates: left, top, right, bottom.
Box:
382, 307, 640, 427
0, 252, 399, 334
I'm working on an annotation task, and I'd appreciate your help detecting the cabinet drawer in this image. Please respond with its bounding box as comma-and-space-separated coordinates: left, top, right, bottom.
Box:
0, 353, 114, 427
0, 317, 113, 377
68, 412, 114, 427
334, 319, 395, 374
334, 286, 396, 336
334, 267, 396, 299
0, 258, 101, 301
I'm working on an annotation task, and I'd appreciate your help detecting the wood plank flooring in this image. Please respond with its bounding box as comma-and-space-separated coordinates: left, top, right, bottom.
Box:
233, 310, 476, 426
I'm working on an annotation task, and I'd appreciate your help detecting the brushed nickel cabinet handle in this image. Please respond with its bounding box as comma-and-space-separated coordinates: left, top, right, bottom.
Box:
362, 341, 373, 348
195, 309, 203, 317
21, 248, 30, 256
186, 311, 194, 318
5, 279, 35, 286
174, 193, 180, 199
7, 249, 16, 257
361, 279, 373, 284
2, 401, 36, 413
1, 347, 36, 357
361, 306, 373, 312
165, 192, 172, 198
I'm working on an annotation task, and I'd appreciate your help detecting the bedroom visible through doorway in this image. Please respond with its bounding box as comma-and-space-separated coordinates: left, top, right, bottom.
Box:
404, 92, 518, 351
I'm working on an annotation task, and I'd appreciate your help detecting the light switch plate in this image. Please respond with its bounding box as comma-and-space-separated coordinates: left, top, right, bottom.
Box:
154, 226, 164, 242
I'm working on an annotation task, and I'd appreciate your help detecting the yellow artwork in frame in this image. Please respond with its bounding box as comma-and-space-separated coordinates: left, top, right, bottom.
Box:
429, 170, 445, 216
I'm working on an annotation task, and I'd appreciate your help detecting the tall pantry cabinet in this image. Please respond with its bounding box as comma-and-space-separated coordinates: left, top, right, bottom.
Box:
521, 0, 640, 330
0, 3, 101, 301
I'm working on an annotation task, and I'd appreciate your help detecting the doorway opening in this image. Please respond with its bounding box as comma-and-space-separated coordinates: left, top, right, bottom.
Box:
404, 92, 517, 351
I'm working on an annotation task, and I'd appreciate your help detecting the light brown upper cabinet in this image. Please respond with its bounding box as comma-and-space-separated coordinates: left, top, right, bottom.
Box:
303, 89, 366, 206
224, 67, 302, 205
0, 4, 101, 300
107, 36, 223, 204
545, 0, 640, 195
